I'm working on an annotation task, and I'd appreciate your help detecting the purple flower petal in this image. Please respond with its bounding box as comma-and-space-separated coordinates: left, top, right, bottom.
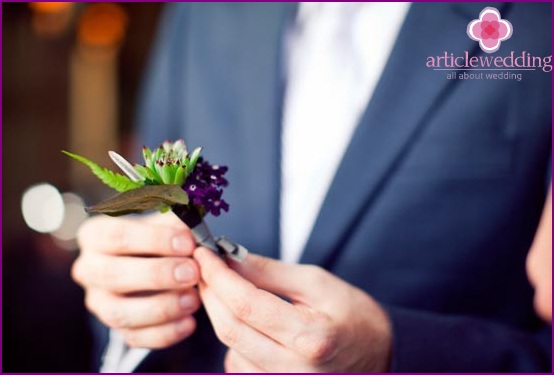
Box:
183, 157, 229, 217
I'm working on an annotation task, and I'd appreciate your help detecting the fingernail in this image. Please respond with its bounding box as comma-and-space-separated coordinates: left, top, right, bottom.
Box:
172, 234, 193, 253
179, 294, 196, 310
174, 263, 195, 283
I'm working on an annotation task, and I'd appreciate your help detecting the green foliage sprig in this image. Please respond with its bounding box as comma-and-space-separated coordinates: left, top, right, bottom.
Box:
62, 151, 143, 192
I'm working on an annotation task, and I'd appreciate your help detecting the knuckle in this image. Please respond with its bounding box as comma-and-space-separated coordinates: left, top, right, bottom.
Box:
71, 257, 85, 285
72, 254, 98, 288
102, 222, 127, 251
77, 217, 111, 248
87, 292, 130, 329
122, 330, 140, 348
124, 318, 196, 349
76, 218, 96, 248
98, 261, 119, 289
146, 212, 183, 227
298, 316, 338, 364
104, 306, 130, 329
123, 330, 160, 349
152, 300, 176, 324
149, 259, 173, 288
303, 265, 328, 286
217, 323, 240, 347
230, 293, 253, 321
303, 334, 336, 364
84, 291, 97, 314
139, 224, 166, 249
254, 255, 272, 274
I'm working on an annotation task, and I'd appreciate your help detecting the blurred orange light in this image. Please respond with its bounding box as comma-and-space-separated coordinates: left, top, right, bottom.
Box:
29, 2, 72, 14
28, 2, 74, 38
77, 3, 128, 48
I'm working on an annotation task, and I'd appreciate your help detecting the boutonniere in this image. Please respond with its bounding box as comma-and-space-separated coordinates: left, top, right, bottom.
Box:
63, 140, 246, 261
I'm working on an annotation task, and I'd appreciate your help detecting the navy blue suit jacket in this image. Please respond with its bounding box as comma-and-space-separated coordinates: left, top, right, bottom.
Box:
126, 2, 552, 372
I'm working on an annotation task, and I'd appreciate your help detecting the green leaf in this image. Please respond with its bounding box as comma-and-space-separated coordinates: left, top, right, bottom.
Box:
62, 150, 143, 192
134, 164, 157, 181
171, 163, 181, 179
186, 147, 202, 176
154, 147, 163, 163
154, 161, 165, 182
160, 163, 174, 184
173, 166, 186, 186
182, 158, 190, 171
142, 146, 152, 165
87, 184, 189, 216
148, 153, 157, 171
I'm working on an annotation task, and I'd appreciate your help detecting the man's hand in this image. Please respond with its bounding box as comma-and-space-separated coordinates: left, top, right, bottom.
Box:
72, 213, 201, 348
194, 247, 392, 372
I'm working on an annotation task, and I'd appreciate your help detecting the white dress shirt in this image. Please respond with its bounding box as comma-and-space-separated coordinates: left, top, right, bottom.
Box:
281, 2, 410, 263
101, 2, 410, 372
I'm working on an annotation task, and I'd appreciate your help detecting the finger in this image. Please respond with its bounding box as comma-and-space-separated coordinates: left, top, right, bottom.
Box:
229, 253, 339, 306
196, 248, 342, 362
119, 316, 196, 349
85, 289, 200, 329
200, 281, 301, 372
77, 215, 195, 256
144, 212, 187, 228
73, 254, 199, 293
195, 248, 311, 349
225, 350, 265, 373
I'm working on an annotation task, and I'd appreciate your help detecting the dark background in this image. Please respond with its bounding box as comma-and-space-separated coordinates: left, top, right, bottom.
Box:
3, 3, 164, 371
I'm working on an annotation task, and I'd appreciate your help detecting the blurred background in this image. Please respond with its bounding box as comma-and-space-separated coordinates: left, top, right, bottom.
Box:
3, 2, 164, 371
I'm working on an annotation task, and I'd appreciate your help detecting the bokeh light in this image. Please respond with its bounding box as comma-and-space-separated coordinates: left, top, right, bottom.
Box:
77, 3, 128, 49
28, 2, 74, 38
52, 192, 89, 250
21, 183, 65, 233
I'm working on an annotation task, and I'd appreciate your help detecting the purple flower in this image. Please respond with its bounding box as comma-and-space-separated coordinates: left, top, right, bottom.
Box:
184, 158, 229, 216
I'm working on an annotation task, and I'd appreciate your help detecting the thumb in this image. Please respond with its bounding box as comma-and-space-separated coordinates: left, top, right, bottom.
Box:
230, 254, 336, 306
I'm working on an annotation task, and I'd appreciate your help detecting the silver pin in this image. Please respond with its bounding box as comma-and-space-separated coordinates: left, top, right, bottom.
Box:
216, 237, 248, 263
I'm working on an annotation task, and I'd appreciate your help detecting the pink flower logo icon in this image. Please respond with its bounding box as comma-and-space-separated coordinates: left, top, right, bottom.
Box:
467, 7, 513, 54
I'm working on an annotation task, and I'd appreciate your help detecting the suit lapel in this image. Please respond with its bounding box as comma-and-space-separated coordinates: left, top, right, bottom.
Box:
184, 3, 297, 259
228, 3, 297, 259
300, 2, 507, 267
